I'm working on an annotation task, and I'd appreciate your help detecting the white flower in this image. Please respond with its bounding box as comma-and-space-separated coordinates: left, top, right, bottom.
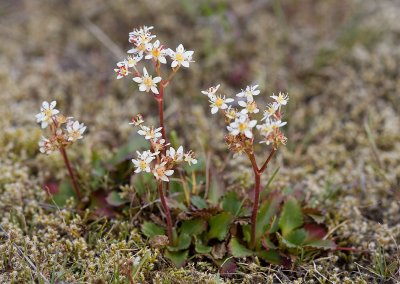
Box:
153, 162, 174, 182
132, 150, 155, 173
270, 92, 289, 106
257, 119, 287, 137
167, 44, 194, 68
167, 146, 184, 162
201, 84, 220, 99
126, 55, 143, 68
35, 101, 59, 128
184, 152, 197, 165
227, 114, 257, 139
209, 95, 234, 114
138, 126, 163, 140
225, 106, 239, 120
38, 136, 54, 154
129, 26, 154, 42
238, 100, 259, 114
67, 120, 86, 141
145, 40, 167, 64
128, 26, 155, 55
114, 60, 131, 79
129, 114, 144, 126
262, 102, 280, 120
236, 85, 260, 102
133, 67, 162, 94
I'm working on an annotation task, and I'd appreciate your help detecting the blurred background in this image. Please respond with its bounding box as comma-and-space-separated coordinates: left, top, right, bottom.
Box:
0, 0, 399, 279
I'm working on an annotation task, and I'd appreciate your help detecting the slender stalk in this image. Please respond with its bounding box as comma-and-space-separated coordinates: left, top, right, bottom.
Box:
247, 149, 276, 249
155, 83, 166, 142
59, 147, 82, 200
157, 181, 173, 244
247, 151, 260, 249
259, 149, 276, 173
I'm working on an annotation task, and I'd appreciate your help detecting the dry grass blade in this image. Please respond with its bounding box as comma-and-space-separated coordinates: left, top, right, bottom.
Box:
0, 224, 50, 284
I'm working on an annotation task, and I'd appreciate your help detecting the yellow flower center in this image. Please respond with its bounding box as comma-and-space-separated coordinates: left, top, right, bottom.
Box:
70, 130, 80, 140
138, 43, 146, 51
143, 77, 153, 87
175, 52, 184, 62
239, 123, 247, 132
156, 166, 165, 177
152, 49, 161, 57
247, 102, 256, 112
127, 58, 136, 66
139, 160, 147, 170
44, 109, 52, 118
120, 67, 128, 75
215, 97, 224, 108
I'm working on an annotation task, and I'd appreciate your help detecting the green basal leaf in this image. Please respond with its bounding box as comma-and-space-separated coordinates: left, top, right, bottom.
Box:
141, 221, 165, 238
195, 241, 212, 254
208, 212, 232, 241
207, 173, 224, 205
105, 191, 127, 206
279, 197, 304, 237
261, 236, 277, 250
257, 249, 282, 265
191, 195, 208, 209
242, 224, 251, 243
284, 228, 307, 246
269, 216, 280, 234
256, 199, 280, 239
52, 181, 75, 206
222, 191, 243, 217
304, 239, 337, 249
132, 172, 156, 196
229, 237, 253, 258
168, 233, 191, 251
181, 219, 207, 236
165, 249, 189, 267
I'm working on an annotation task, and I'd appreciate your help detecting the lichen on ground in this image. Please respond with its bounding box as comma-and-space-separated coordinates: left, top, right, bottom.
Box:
0, 0, 399, 283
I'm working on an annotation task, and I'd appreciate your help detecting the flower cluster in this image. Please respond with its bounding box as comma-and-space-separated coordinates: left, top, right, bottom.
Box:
202, 85, 288, 153
114, 26, 194, 95
35, 101, 86, 154
131, 116, 197, 182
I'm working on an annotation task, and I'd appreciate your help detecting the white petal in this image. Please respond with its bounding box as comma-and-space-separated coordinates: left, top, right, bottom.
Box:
244, 130, 253, 139
151, 86, 159, 94
153, 77, 162, 83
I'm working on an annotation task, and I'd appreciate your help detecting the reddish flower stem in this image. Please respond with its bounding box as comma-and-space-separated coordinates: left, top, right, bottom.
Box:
155, 83, 166, 142
157, 181, 173, 244
154, 82, 173, 242
247, 148, 276, 249
59, 147, 82, 200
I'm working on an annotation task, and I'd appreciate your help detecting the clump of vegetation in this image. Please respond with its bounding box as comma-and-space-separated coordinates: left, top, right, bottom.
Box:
36, 100, 87, 200
33, 26, 337, 271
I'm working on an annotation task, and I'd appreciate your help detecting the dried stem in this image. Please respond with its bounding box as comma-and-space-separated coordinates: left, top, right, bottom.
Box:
157, 181, 173, 244
59, 147, 82, 200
